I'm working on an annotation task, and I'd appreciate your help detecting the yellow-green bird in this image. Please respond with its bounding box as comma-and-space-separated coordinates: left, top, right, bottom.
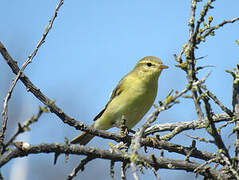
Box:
71, 56, 168, 145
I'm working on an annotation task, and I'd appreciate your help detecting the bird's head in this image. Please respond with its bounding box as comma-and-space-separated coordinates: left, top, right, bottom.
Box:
133, 56, 168, 81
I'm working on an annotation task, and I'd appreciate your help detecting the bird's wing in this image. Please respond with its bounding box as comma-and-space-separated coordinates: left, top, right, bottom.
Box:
93, 78, 125, 121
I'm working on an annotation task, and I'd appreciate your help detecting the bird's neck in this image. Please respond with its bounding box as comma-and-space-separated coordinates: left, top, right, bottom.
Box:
136, 69, 160, 83
128, 70, 160, 89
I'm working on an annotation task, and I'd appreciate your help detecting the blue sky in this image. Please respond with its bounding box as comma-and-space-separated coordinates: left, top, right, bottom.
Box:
1, 1, 239, 180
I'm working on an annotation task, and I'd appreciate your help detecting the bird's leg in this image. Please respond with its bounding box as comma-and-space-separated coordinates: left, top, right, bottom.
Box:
118, 115, 136, 135
145, 134, 161, 148
108, 115, 131, 151
119, 115, 128, 136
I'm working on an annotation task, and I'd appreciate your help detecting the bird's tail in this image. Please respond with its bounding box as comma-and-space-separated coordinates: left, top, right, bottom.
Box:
71, 131, 95, 145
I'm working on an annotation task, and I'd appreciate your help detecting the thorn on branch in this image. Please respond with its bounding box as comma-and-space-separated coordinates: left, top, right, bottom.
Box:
54, 152, 60, 165
184, 133, 214, 144
121, 162, 127, 180
196, 65, 215, 71
110, 160, 116, 180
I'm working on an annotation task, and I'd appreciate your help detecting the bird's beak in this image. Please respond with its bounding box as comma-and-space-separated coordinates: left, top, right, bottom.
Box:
157, 64, 169, 69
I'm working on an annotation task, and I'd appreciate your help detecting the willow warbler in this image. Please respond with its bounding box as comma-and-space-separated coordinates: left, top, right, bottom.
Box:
71, 56, 168, 145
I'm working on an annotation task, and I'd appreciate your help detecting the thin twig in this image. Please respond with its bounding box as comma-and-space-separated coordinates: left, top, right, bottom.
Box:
121, 162, 127, 180
173, 44, 188, 64
194, 157, 219, 174
160, 125, 189, 141
227, 64, 239, 168
130, 72, 210, 161
192, 0, 215, 44
189, 0, 197, 38
191, 77, 205, 120
220, 153, 239, 179
0, 0, 64, 150
131, 162, 139, 180
0, 41, 125, 144
145, 113, 233, 135
184, 133, 214, 144
0, 40, 224, 165
0, 44, 231, 167
67, 156, 94, 180
202, 17, 239, 40
110, 160, 116, 180
151, 166, 161, 180
218, 119, 237, 134
131, 86, 190, 146
184, 140, 196, 162
129, 86, 190, 178
202, 93, 230, 159
187, 1, 216, 121
5, 106, 47, 148
160, 73, 211, 141
201, 85, 233, 116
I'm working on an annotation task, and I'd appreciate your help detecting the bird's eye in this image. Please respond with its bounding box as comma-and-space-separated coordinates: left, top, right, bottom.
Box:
146, 63, 153, 67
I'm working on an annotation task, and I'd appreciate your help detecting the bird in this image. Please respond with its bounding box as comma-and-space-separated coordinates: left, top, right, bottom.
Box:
71, 56, 168, 145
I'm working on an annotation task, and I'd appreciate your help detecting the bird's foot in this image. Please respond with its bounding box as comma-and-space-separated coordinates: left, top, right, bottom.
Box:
145, 136, 160, 147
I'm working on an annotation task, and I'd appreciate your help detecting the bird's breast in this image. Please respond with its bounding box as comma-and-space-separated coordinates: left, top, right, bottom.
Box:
94, 78, 158, 130
115, 80, 158, 128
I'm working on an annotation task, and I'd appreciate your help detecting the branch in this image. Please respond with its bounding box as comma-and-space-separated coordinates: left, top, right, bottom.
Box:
5, 106, 47, 148
227, 65, 239, 168
0, 143, 230, 179
0, 41, 124, 143
1, 40, 217, 164
0, 0, 64, 150
142, 139, 217, 162
189, 0, 196, 38
145, 113, 232, 134
201, 85, 233, 116
202, 17, 239, 40
130, 87, 190, 177
0, 41, 233, 168
192, 0, 215, 44
67, 156, 95, 180
220, 153, 239, 179
201, 92, 230, 159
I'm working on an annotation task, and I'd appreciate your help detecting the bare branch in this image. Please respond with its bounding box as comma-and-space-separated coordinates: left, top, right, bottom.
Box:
202, 17, 239, 40
141, 139, 217, 162
5, 106, 47, 149
201, 85, 233, 116
0, 41, 124, 143
67, 156, 94, 180
121, 162, 127, 180
110, 160, 116, 180
227, 64, 239, 168
189, 0, 197, 38
202, 92, 230, 158
0, 0, 64, 150
220, 153, 239, 179
192, 0, 215, 44
1, 1, 239, 179
145, 113, 232, 135
0, 143, 230, 179
131, 162, 139, 180
130, 86, 190, 177
184, 133, 214, 143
